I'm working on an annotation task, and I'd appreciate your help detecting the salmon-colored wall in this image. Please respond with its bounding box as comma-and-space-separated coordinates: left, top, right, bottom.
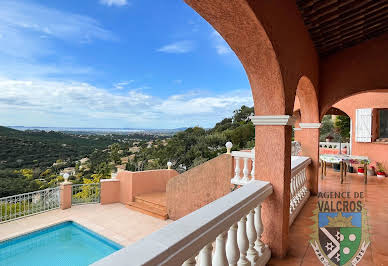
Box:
166, 154, 233, 220
60, 183, 72, 210
334, 92, 388, 170
117, 169, 179, 204
100, 180, 120, 204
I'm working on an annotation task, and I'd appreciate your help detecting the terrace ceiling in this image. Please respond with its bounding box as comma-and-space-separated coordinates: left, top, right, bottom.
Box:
296, 0, 388, 57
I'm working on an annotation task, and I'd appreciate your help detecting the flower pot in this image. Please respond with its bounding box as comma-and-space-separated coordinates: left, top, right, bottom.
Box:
377, 171, 386, 178
357, 167, 365, 175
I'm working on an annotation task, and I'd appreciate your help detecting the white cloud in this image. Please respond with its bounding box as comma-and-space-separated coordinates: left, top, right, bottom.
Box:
211, 30, 233, 55
0, 77, 252, 128
157, 41, 195, 54
100, 0, 128, 7
114, 80, 134, 89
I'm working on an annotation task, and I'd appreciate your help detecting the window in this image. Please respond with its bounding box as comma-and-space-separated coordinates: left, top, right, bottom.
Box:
356, 108, 388, 143
379, 109, 388, 139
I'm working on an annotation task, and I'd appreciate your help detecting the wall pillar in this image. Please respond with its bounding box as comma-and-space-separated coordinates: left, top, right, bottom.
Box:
299, 123, 321, 195
100, 179, 120, 204
250, 115, 293, 258
60, 182, 72, 210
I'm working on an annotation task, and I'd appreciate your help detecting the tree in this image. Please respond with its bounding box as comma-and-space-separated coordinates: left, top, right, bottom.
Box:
335, 115, 350, 142
320, 115, 335, 141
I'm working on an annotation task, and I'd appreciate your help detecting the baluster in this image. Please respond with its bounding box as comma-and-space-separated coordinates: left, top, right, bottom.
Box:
212, 232, 228, 265
233, 157, 241, 184
295, 172, 301, 202
250, 158, 255, 182
199, 243, 213, 266
237, 216, 249, 265
246, 209, 258, 264
242, 158, 249, 183
226, 224, 239, 266
302, 169, 308, 195
298, 171, 303, 199
289, 177, 295, 213
254, 205, 264, 255
183, 256, 196, 266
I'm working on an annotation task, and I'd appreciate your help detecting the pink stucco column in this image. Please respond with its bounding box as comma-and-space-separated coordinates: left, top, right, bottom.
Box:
60, 182, 72, 210
299, 123, 321, 195
251, 115, 293, 258
100, 179, 120, 204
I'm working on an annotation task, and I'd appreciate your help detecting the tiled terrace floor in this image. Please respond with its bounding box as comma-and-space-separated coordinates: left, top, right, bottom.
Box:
0, 203, 170, 246
270, 168, 388, 266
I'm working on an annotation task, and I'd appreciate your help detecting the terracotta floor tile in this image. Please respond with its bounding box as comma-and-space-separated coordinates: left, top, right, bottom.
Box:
270, 168, 388, 265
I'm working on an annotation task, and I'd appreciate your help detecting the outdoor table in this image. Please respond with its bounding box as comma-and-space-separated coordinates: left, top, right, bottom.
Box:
320, 154, 369, 184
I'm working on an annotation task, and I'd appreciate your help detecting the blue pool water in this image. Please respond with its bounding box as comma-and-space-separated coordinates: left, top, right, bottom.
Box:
0, 221, 122, 266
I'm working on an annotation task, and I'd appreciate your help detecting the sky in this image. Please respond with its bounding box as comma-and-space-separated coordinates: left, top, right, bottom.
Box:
0, 0, 252, 129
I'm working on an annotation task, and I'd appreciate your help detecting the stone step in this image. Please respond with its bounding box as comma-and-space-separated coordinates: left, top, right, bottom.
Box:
134, 196, 167, 212
127, 201, 168, 220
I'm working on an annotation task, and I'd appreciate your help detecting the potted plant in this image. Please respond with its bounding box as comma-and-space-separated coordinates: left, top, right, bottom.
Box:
357, 166, 364, 175
358, 159, 370, 175
326, 135, 334, 142
376, 162, 386, 178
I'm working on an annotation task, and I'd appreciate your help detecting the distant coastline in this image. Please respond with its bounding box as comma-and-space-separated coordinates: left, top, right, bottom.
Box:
9, 126, 186, 134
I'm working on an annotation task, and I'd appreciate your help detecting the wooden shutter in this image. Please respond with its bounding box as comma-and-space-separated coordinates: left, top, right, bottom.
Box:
355, 108, 372, 142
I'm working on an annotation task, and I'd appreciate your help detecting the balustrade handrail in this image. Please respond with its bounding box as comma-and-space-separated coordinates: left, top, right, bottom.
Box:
291, 156, 311, 176
231, 150, 254, 159
93, 180, 273, 266
0, 188, 57, 201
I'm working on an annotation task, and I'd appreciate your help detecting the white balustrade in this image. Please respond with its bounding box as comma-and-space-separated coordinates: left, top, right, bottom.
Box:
92, 180, 273, 266
319, 142, 350, 155
231, 151, 255, 186
230, 146, 312, 227
289, 156, 312, 226
0, 187, 60, 223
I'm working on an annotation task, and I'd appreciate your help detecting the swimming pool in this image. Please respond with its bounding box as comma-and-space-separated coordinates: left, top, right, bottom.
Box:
0, 221, 122, 266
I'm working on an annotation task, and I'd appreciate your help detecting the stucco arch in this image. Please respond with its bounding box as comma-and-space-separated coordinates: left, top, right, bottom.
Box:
184, 0, 319, 115
295, 76, 319, 123
184, 0, 285, 115
320, 35, 388, 117
320, 88, 388, 121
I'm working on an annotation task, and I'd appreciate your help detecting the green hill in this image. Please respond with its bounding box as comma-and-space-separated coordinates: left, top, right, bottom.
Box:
0, 126, 115, 170
126, 105, 255, 171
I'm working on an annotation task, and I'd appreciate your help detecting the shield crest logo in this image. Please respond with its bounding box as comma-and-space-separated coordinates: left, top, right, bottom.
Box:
310, 210, 370, 265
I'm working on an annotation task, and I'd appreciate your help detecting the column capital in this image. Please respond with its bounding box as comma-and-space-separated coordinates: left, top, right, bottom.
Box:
249, 115, 295, 126
299, 123, 321, 129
